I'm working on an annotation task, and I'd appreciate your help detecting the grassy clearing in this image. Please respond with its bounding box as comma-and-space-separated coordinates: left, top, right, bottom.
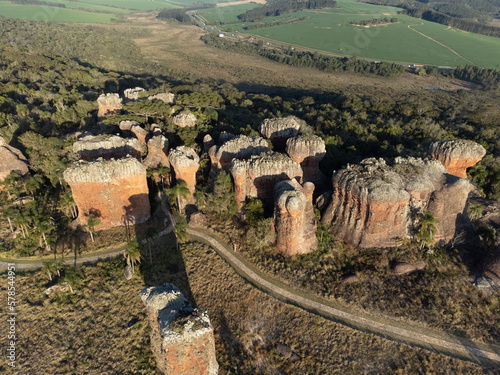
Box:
197, 3, 259, 23
75, 0, 178, 11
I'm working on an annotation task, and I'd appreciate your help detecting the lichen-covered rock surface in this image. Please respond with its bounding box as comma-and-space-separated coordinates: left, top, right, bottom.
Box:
97, 93, 122, 118
63, 156, 150, 230
119, 120, 149, 145
322, 157, 472, 248
168, 146, 200, 196
230, 152, 303, 209
429, 139, 486, 178
124, 87, 145, 100
173, 111, 197, 128
73, 135, 142, 161
259, 116, 302, 150
143, 135, 169, 169
140, 283, 218, 375
0, 135, 29, 182
286, 135, 326, 184
274, 179, 317, 256
148, 92, 176, 104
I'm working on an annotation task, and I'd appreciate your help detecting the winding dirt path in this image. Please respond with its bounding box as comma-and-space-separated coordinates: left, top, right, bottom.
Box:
187, 226, 500, 367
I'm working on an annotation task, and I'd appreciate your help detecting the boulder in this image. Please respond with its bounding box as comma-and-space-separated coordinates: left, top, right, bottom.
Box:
429, 139, 486, 178
124, 87, 145, 101
150, 123, 162, 136
140, 283, 218, 375
0, 135, 29, 183
230, 152, 303, 210
73, 135, 142, 161
168, 146, 200, 196
63, 156, 150, 231
259, 116, 302, 150
119, 120, 149, 145
208, 135, 269, 174
148, 92, 176, 104
188, 211, 206, 227
392, 261, 427, 275
322, 157, 472, 248
275, 343, 300, 362
173, 111, 197, 128
274, 179, 317, 256
143, 135, 169, 169
97, 93, 122, 118
286, 135, 326, 184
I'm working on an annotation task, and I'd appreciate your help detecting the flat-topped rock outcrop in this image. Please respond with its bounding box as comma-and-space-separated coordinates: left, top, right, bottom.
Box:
173, 111, 197, 128
259, 116, 302, 150
286, 135, 326, 184
208, 135, 269, 174
230, 152, 303, 209
430, 139, 486, 178
119, 120, 149, 145
97, 93, 122, 118
0, 135, 29, 182
63, 156, 150, 230
143, 135, 169, 169
124, 87, 145, 101
73, 135, 142, 161
148, 92, 176, 104
168, 146, 200, 196
140, 283, 218, 375
274, 179, 317, 256
322, 157, 472, 248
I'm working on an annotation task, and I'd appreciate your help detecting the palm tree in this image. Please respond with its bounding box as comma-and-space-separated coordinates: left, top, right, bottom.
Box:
85, 214, 100, 243
416, 211, 439, 251
167, 182, 190, 214
124, 239, 142, 280
173, 213, 188, 252
24, 174, 43, 197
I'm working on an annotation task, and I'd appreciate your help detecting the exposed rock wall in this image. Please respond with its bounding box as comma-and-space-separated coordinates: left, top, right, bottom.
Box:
148, 92, 176, 104
430, 139, 486, 178
168, 146, 200, 196
124, 87, 145, 101
209, 135, 269, 174
97, 93, 122, 118
119, 120, 149, 145
230, 152, 303, 209
140, 283, 218, 375
0, 135, 29, 182
144, 135, 170, 169
274, 179, 317, 256
173, 111, 197, 128
322, 157, 472, 248
286, 135, 326, 184
63, 156, 150, 230
259, 116, 301, 150
73, 135, 142, 161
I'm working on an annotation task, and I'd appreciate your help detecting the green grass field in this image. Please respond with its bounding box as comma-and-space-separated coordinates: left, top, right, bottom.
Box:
197, 3, 259, 23
207, 0, 500, 69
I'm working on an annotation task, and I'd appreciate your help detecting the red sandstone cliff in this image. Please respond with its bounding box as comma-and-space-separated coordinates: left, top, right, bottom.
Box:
140, 283, 218, 375
286, 135, 326, 184
168, 146, 200, 196
429, 139, 486, 178
144, 135, 170, 169
63, 156, 150, 230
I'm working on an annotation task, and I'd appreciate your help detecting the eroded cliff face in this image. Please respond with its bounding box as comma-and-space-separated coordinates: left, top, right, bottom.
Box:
259, 116, 301, 150
208, 135, 269, 174
274, 179, 317, 256
140, 283, 218, 375
430, 139, 486, 178
0, 135, 29, 182
144, 135, 170, 169
321, 157, 472, 248
230, 152, 303, 209
168, 146, 200, 196
73, 135, 142, 161
97, 93, 122, 118
63, 156, 150, 230
286, 135, 326, 184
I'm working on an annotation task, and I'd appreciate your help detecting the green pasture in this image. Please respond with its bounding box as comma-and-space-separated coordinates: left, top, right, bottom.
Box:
197, 3, 259, 23
48, 0, 130, 13
211, 0, 500, 68
75, 0, 177, 11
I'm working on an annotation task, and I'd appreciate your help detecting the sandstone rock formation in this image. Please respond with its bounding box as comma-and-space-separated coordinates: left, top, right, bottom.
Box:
168, 146, 200, 196
63, 156, 150, 230
286, 135, 326, 184
173, 111, 197, 128
143, 135, 169, 169
259, 116, 302, 150
429, 139, 486, 178
150, 123, 162, 137
119, 120, 149, 145
274, 179, 317, 256
392, 261, 427, 275
209, 135, 269, 174
140, 283, 218, 375
148, 92, 176, 104
97, 93, 122, 118
217, 131, 235, 145
0, 135, 29, 183
73, 135, 142, 161
322, 157, 472, 248
230, 152, 303, 209
124, 87, 145, 101
203, 134, 214, 154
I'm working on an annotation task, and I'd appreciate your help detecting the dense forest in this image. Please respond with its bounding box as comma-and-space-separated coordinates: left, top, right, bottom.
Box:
237, 0, 337, 22
157, 9, 193, 23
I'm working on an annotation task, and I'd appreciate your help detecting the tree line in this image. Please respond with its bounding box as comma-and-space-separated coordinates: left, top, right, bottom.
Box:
237, 0, 337, 22
157, 9, 193, 23
349, 17, 398, 26
10, 0, 65, 7
242, 16, 309, 30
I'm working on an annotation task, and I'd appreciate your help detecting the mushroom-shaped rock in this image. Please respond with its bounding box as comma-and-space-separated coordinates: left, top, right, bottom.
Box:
229, 152, 303, 209
97, 93, 122, 118
209, 135, 269, 174
143, 135, 169, 169
63, 156, 150, 231
322, 157, 472, 248
73, 135, 142, 161
274, 179, 317, 256
259, 116, 302, 150
286, 135, 326, 184
168, 146, 200, 196
140, 283, 218, 375
0, 135, 29, 183
148, 92, 176, 104
430, 139, 486, 178
173, 111, 197, 128
124, 87, 145, 101
118, 120, 149, 145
